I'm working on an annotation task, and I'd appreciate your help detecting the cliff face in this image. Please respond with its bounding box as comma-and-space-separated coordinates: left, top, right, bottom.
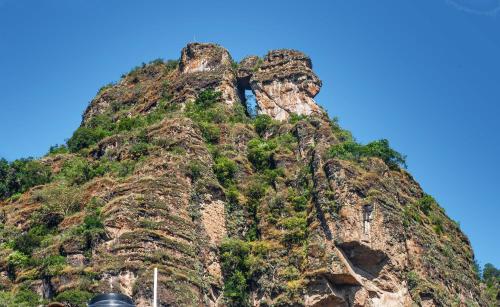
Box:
0, 43, 487, 307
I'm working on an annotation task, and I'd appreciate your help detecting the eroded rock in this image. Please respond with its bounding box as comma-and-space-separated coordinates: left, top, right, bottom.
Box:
247, 49, 324, 120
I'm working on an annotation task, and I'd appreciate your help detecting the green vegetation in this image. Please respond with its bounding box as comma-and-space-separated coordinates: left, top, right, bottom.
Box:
220, 239, 251, 306
416, 194, 435, 215
39, 254, 66, 277
253, 58, 264, 72
11, 226, 47, 256
481, 263, 500, 304
32, 184, 83, 227
0, 158, 52, 200
67, 126, 109, 153
74, 203, 106, 250
59, 157, 97, 185
199, 122, 221, 144
0, 289, 44, 307
404, 194, 448, 235
288, 113, 307, 124
187, 161, 204, 181
252, 114, 276, 136
247, 138, 277, 171
279, 214, 307, 244
330, 116, 354, 142
129, 142, 150, 159
58, 156, 136, 185
165, 59, 179, 71
327, 139, 407, 169
47, 144, 69, 155
7, 250, 30, 273
55, 290, 93, 307
185, 90, 249, 144
213, 156, 238, 187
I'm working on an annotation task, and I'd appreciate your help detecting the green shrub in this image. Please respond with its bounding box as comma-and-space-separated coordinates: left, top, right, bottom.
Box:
407, 271, 420, 289
82, 212, 104, 230
330, 117, 354, 142
60, 157, 135, 184
214, 157, 238, 187
220, 239, 251, 306
7, 251, 30, 271
430, 214, 444, 234
253, 114, 274, 136
416, 194, 435, 215
48, 144, 69, 155
247, 139, 277, 171
93, 159, 136, 178
196, 89, 222, 108
185, 90, 226, 123
288, 113, 307, 124
279, 215, 307, 244
12, 289, 44, 306
55, 290, 93, 307
0, 158, 52, 199
482, 263, 500, 284
97, 82, 115, 94
253, 58, 263, 72
289, 193, 308, 212
0, 158, 9, 197
59, 157, 96, 185
12, 226, 48, 255
67, 126, 109, 152
33, 184, 83, 220
39, 255, 66, 277
199, 122, 221, 144
87, 114, 116, 132
165, 59, 179, 71
262, 168, 284, 186
71, 208, 106, 251
230, 102, 249, 123
275, 133, 296, 152
187, 161, 204, 181
327, 141, 363, 161
363, 139, 407, 169
116, 116, 145, 132
327, 139, 406, 169
130, 142, 150, 159
144, 100, 175, 125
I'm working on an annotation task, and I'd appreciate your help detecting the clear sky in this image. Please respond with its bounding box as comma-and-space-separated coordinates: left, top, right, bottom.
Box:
0, 0, 498, 267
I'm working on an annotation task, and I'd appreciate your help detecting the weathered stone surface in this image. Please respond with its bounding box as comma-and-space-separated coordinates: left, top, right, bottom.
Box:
248, 49, 324, 120
172, 43, 240, 105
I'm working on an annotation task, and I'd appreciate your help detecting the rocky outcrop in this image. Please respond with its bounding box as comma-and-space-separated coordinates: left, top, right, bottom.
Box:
238, 50, 324, 120
171, 43, 240, 106
0, 43, 489, 307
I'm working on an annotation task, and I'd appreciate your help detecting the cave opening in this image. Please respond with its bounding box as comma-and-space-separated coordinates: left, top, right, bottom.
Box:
244, 89, 258, 118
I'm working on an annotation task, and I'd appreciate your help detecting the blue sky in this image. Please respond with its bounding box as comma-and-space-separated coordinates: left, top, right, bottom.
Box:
0, 0, 498, 267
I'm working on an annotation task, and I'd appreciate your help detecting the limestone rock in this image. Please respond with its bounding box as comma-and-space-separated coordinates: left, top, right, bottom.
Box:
171, 43, 240, 105
248, 49, 323, 120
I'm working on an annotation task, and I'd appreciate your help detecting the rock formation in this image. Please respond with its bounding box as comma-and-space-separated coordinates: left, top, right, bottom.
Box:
240, 50, 324, 120
0, 43, 493, 307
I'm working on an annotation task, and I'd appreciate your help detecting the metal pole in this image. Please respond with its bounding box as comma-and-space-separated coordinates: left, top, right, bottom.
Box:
153, 268, 158, 307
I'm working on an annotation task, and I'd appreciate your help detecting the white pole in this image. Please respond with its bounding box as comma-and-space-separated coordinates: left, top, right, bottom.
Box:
153, 267, 158, 307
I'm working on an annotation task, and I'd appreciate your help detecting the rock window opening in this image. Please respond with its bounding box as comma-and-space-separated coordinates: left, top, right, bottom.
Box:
245, 89, 258, 118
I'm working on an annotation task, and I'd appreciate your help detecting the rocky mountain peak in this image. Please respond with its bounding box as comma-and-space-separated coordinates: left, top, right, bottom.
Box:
177, 43, 324, 120
0, 43, 492, 307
